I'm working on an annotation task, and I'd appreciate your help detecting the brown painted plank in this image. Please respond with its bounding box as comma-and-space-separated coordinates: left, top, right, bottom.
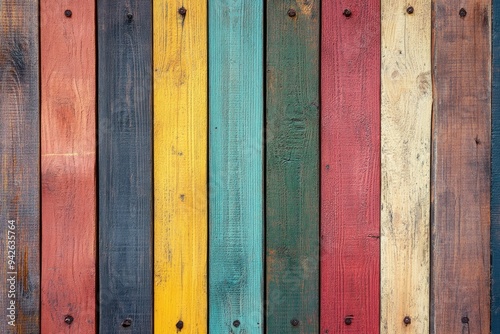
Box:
321, 1, 380, 333
40, 0, 96, 332
431, 2, 491, 333
0, 1, 40, 332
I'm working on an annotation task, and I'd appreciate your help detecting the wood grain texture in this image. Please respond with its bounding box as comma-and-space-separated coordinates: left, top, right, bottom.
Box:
0, 1, 40, 332
154, 0, 207, 332
98, 1, 152, 332
209, 1, 263, 333
492, 0, 500, 330
431, 2, 491, 333
41, 0, 96, 332
381, 1, 431, 333
266, 1, 319, 332
321, 1, 380, 333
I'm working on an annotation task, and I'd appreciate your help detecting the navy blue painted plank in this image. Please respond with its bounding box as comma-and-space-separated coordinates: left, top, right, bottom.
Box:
97, 0, 153, 332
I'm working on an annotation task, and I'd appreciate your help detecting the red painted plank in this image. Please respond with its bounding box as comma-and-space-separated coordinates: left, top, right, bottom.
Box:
321, 1, 380, 333
40, 0, 96, 332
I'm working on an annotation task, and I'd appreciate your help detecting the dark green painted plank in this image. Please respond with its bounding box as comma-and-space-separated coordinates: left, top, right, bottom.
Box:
0, 1, 40, 332
97, 0, 153, 332
266, 1, 319, 332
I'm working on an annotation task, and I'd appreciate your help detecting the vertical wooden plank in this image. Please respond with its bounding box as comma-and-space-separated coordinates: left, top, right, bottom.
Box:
492, 0, 500, 330
154, 0, 207, 332
209, 1, 263, 333
0, 1, 40, 332
431, 2, 491, 333
266, 1, 319, 332
40, 0, 96, 332
321, 1, 380, 333
98, 0, 152, 332
381, 1, 431, 333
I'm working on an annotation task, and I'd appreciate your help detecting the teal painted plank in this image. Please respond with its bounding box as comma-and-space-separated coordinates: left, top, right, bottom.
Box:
209, 1, 264, 333
266, 1, 319, 332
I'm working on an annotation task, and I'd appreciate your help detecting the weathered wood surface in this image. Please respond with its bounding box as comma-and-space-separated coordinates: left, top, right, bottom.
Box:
40, 0, 96, 332
98, 0, 152, 332
321, 1, 381, 333
266, 1, 319, 332
154, 0, 208, 332
431, 2, 491, 333
0, 1, 40, 332
381, 0, 432, 333
209, 1, 264, 333
492, 0, 500, 330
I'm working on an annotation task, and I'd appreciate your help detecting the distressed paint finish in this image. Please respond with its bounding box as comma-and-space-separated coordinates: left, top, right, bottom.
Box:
266, 0, 319, 332
98, 0, 152, 332
209, 1, 264, 333
381, 0, 431, 333
0, 1, 40, 332
321, 1, 381, 333
40, 0, 96, 332
492, 0, 500, 330
154, 0, 208, 332
431, 2, 491, 333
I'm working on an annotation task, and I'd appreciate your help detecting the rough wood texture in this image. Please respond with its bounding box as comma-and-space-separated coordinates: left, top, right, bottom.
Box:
381, 1, 432, 333
41, 0, 96, 332
98, 0, 152, 332
321, 1, 380, 333
431, 2, 491, 333
266, 1, 319, 332
492, 0, 500, 329
154, 0, 208, 332
209, 1, 264, 333
0, 1, 40, 333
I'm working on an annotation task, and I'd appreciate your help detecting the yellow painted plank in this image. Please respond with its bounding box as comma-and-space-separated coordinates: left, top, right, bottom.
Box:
381, 1, 431, 333
153, 0, 207, 332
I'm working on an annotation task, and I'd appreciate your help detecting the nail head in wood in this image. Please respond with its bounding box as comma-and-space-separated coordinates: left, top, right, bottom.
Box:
403, 316, 411, 325
406, 6, 414, 14
345, 317, 352, 325
343, 9, 352, 17
459, 8, 467, 17
64, 315, 74, 325
462, 316, 469, 324
288, 9, 296, 17
178, 7, 187, 16
127, 13, 133, 20
121, 318, 132, 327
233, 320, 240, 327
290, 319, 299, 326
176, 320, 184, 329
64, 10, 72, 18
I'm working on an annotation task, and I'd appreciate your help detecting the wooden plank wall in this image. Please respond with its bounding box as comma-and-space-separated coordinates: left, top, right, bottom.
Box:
40, 0, 96, 332
98, 0, 152, 332
0, 1, 40, 333
209, 1, 264, 333
321, 1, 380, 332
493, 0, 500, 329
153, 0, 208, 332
431, 2, 491, 333
381, 0, 432, 332
266, 0, 319, 332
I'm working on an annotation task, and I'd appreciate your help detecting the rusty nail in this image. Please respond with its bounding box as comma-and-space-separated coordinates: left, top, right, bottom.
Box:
291, 319, 299, 326
343, 9, 352, 17
459, 8, 467, 17
288, 9, 296, 17
64, 10, 72, 18
404, 316, 411, 325
127, 13, 133, 20
121, 318, 132, 327
178, 7, 187, 16
176, 320, 184, 329
462, 317, 469, 324
64, 315, 74, 325
233, 320, 240, 327
345, 317, 353, 325
407, 6, 414, 14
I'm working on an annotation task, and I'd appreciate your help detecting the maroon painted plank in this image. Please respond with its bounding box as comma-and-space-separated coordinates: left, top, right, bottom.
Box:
321, 1, 380, 333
